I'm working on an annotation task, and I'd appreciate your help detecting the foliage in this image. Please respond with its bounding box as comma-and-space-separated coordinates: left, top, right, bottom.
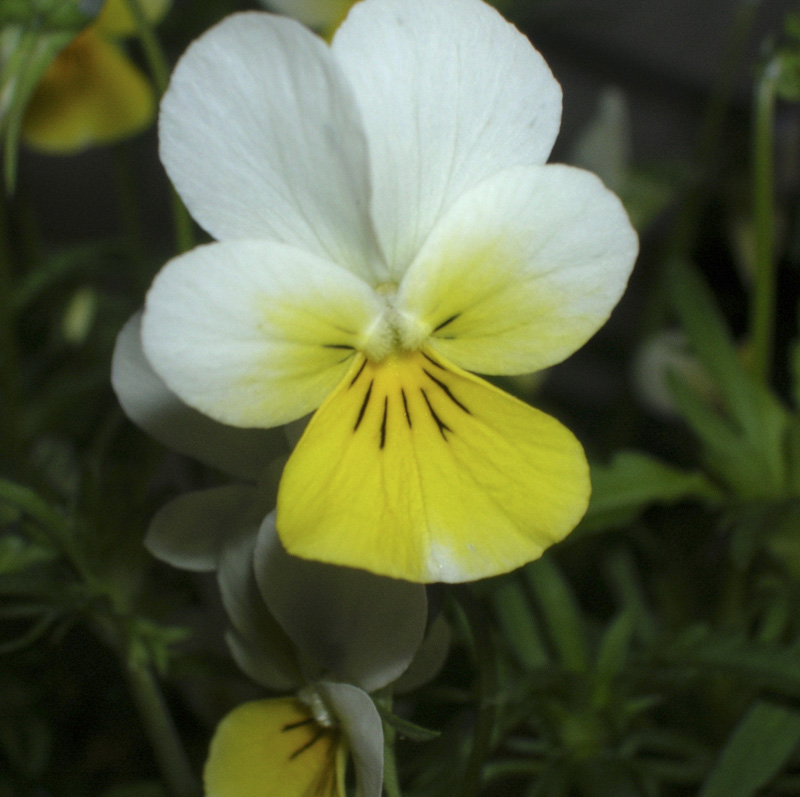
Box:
2, 0, 800, 795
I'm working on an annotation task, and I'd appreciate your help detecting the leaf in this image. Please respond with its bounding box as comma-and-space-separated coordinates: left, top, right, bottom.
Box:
523, 555, 588, 672
579, 450, 720, 533
0, 535, 57, 575
699, 701, 800, 797
666, 626, 800, 697
491, 578, 550, 669
667, 259, 790, 492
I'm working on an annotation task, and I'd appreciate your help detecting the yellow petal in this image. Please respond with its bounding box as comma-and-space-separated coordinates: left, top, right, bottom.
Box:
277, 349, 590, 583
22, 30, 154, 153
204, 698, 345, 797
96, 0, 171, 36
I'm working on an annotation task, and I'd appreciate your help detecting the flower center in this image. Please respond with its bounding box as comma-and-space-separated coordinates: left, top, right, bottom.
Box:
362, 282, 428, 362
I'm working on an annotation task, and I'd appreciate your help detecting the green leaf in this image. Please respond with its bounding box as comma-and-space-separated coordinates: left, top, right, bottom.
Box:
666, 626, 800, 697
523, 555, 588, 672
699, 701, 800, 797
491, 578, 550, 669
579, 450, 720, 533
667, 259, 790, 492
0, 535, 57, 575
0, 0, 99, 30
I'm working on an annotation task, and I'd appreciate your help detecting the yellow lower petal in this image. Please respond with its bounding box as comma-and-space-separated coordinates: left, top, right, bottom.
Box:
277, 349, 590, 583
204, 698, 345, 797
22, 30, 154, 153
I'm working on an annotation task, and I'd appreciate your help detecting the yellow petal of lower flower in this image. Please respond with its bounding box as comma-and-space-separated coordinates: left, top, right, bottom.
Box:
204, 698, 345, 797
277, 350, 589, 583
22, 31, 154, 153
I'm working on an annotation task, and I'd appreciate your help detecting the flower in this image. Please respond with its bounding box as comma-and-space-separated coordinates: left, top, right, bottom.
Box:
21, 0, 169, 152
138, 0, 638, 583
198, 510, 446, 797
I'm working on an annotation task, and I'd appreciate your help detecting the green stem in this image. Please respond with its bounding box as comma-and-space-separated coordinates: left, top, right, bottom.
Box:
377, 694, 403, 797
749, 57, 780, 385
123, 0, 194, 254
124, 657, 201, 797
454, 587, 498, 797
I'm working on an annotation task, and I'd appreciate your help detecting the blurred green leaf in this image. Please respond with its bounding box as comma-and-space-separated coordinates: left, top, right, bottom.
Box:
491, 578, 550, 669
580, 450, 720, 533
523, 555, 588, 672
699, 700, 800, 797
0, 534, 57, 574
0, 0, 100, 30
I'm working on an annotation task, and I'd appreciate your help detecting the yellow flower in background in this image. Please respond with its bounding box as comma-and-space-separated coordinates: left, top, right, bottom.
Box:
139, 0, 638, 584
22, 0, 169, 153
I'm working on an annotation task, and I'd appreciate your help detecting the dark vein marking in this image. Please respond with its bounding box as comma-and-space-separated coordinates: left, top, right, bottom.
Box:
323, 343, 355, 350
421, 351, 445, 370
289, 728, 326, 760
421, 389, 452, 440
348, 359, 367, 388
283, 718, 315, 732
401, 388, 412, 428
433, 313, 460, 333
380, 397, 388, 449
423, 369, 471, 414
354, 380, 373, 431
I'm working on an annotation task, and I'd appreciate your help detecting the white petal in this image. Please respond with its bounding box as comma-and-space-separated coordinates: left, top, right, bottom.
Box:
112, 313, 281, 478
217, 532, 303, 690
317, 681, 383, 797
397, 165, 638, 375
142, 241, 383, 428
255, 513, 428, 693
145, 485, 258, 571
332, 0, 561, 278
160, 12, 385, 282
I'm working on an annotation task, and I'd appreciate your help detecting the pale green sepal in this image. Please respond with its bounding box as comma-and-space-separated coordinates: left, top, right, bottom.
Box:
317, 681, 383, 797
255, 513, 428, 692
112, 313, 281, 479
391, 615, 451, 694
217, 532, 302, 691
225, 627, 301, 693
145, 485, 258, 572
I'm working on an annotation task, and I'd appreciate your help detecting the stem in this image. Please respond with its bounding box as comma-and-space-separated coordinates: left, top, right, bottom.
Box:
123, 0, 194, 254
124, 657, 201, 797
377, 694, 403, 797
454, 587, 498, 797
749, 57, 780, 385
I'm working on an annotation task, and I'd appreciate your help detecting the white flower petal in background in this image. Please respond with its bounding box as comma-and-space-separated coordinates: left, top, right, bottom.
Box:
159, 12, 385, 283
332, 0, 562, 277
255, 513, 428, 692
142, 241, 383, 428
397, 164, 638, 376
111, 313, 280, 479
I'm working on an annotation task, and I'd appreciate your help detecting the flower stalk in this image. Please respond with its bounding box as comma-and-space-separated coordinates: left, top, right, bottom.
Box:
749, 55, 780, 385
123, 654, 201, 797
123, 0, 193, 253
